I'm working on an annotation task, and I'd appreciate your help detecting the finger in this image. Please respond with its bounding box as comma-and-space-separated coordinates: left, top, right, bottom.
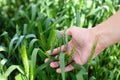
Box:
66, 26, 80, 36
67, 40, 74, 55
59, 30, 64, 35
50, 61, 59, 68
56, 64, 74, 73
47, 45, 66, 55
57, 27, 72, 36
73, 52, 84, 65
44, 58, 50, 63
62, 28, 72, 36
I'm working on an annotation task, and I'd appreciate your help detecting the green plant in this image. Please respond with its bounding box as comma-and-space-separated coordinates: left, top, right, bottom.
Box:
0, 0, 120, 80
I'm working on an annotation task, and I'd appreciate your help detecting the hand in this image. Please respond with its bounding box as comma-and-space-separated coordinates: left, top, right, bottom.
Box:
45, 26, 105, 73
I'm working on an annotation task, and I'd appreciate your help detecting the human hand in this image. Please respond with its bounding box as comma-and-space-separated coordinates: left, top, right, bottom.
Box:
45, 26, 105, 73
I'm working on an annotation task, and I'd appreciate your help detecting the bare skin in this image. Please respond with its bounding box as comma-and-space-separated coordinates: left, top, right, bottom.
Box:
45, 10, 120, 73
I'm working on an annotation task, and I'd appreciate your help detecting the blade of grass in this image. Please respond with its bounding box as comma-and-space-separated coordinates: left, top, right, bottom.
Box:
31, 4, 37, 21
44, 17, 52, 29
35, 57, 55, 75
67, 47, 75, 64
67, 40, 79, 64
14, 35, 24, 50
0, 75, 7, 80
15, 73, 24, 80
0, 58, 7, 74
76, 70, 83, 80
19, 9, 29, 21
25, 34, 36, 39
88, 37, 98, 64
40, 50, 50, 58
4, 65, 24, 78
36, 21, 47, 50
59, 52, 65, 80
0, 53, 5, 58
30, 48, 39, 80
0, 46, 8, 52
28, 39, 38, 54
23, 24, 27, 35
76, 11, 80, 27
19, 40, 29, 78
41, 15, 67, 34
64, 27, 68, 48
105, 0, 116, 14
47, 28, 57, 53
16, 24, 21, 36
0, 31, 10, 46
9, 35, 18, 54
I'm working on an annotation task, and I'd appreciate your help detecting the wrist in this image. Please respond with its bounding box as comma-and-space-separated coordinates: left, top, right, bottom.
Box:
91, 25, 110, 48
88, 25, 108, 57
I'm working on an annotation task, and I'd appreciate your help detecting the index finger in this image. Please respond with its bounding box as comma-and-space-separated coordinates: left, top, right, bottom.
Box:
47, 27, 73, 55
47, 45, 66, 55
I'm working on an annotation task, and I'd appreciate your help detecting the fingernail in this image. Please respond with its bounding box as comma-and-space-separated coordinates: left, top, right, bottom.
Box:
47, 50, 51, 54
56, 69, 61, 73
50, 62, 59, 68
44, 58, 49, 63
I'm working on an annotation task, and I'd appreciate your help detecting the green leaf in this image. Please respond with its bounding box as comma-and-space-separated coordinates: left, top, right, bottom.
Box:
0, 31, 8, 37
76, 11, 80, 27
109, 71, 114, 80
31, 48, 39, 73
35, 63, 49, 76
36, 21, 47, 50
0, 46, 8, 52
105, 0, 116, 14
35, 57, 55, 75
0, 31, 10, 46
64, 27, 68, 45
4, 65, 24, 77
15, 74, 24, 80
88, 37, 98, 64
89, 76, 96, 80
23, 24, 27, 35
44, 17, 52, 29
30, 48, 39, 80
26, 34, 36, 39
19, 9, 29, 21
0, 75, 7, 80
9, 35, 18, 54
14, 35, 24, 50
31, 4, 37, 21
28, 39, 38, 54
56, 30, 62, 40
47, 29, 56, 49
76, 70, 83, 80
16, 25, 21, 36
59, 53, 65, 80
42, 15, 67, 34
0, 53, 5, 58
80, 14, 85, 27
19, 41, 29, 78
38, 49, 50, 60
0, 58, 7, 67
67, 47, 75, 64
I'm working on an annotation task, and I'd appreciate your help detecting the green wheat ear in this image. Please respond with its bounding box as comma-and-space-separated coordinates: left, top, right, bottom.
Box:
88, 36, 98, 64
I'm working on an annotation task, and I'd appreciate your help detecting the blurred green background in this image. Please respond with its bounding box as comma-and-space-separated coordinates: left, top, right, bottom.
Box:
0, 0, 120, 80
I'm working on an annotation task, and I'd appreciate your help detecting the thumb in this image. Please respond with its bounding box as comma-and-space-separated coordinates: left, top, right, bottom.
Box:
58, 28, 72, 36
66, 28, 72, 36
56, 27, 73, 38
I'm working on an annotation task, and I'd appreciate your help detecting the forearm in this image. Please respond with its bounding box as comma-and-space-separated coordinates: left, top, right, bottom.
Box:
92, 10, 120, 49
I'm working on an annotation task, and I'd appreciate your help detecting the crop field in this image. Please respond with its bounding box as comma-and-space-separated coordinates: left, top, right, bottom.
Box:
0, 0, 120, 80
